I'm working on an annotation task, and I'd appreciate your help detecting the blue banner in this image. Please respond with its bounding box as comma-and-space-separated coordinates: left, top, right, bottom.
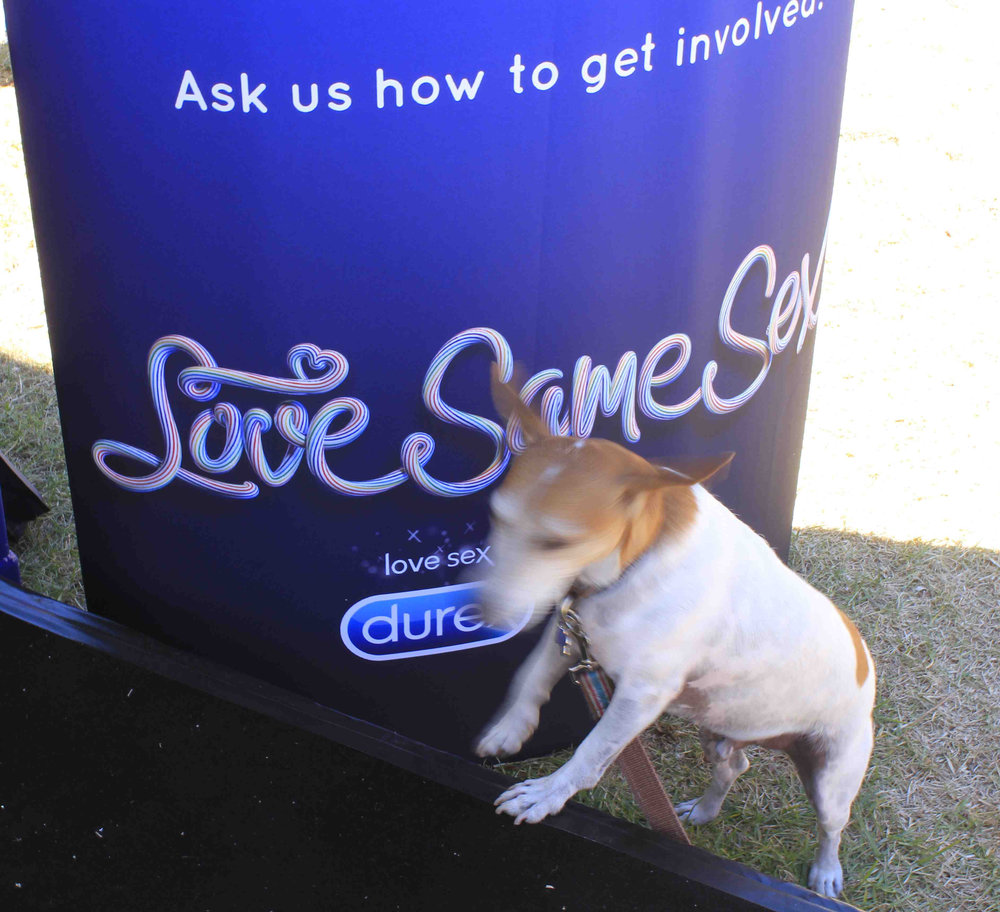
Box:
6, 0, 854, 754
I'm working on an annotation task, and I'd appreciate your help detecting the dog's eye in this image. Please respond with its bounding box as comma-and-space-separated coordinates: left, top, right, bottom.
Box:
537, 536, 568, 551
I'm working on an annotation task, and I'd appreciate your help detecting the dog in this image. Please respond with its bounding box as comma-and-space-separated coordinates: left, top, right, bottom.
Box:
474, 368, 875, 899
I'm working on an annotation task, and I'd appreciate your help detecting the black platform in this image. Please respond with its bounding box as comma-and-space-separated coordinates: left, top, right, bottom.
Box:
0, 452, 49, 541
0, 580, 857, 911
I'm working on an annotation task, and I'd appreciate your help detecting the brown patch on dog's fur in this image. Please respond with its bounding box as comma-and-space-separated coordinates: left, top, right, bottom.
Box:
614, 453, 733, 570
548, 440, 697, 567
489, 369, 731, 573
669, 679, 711, 722
752, 732, 807, 752
715, 730, 825, 759
618, 486, 697, 571
836, 608, 870, 686
502, 437, 700, 563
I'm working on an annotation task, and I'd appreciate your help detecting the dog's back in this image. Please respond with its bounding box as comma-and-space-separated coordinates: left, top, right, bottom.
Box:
582, 484, 876, 743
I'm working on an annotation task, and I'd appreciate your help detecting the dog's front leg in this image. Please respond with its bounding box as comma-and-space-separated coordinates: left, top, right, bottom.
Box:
475, 614, 575, 758
494, 675, 674, 825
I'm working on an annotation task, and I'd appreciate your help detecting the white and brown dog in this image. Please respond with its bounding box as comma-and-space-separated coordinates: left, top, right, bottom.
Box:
475, 370, 875, 899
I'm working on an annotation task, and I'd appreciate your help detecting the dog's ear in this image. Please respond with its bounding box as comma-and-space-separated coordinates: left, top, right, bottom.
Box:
621, 452, 735, 495
490, 362, 550, 445
661, 452, 735, 488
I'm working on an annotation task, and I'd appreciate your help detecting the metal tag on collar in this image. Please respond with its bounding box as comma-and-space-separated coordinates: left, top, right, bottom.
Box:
556, 594, 597, 673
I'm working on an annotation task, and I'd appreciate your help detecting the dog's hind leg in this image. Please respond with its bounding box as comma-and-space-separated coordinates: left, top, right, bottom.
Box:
789, 722, 874, 898
475, 613, 575, 758
676, 731, 750, 824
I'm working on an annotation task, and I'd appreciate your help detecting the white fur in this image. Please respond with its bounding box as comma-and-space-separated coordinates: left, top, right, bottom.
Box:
476, 484, 875, 899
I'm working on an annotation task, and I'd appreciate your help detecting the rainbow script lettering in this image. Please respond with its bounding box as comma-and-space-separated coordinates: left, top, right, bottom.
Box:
92, 236, 825, 499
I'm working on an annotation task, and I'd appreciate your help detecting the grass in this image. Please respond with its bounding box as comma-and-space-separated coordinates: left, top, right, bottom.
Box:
2, 4, 999, 911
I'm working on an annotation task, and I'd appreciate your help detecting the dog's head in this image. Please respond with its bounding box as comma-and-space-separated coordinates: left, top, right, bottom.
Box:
479, 366, 733, 629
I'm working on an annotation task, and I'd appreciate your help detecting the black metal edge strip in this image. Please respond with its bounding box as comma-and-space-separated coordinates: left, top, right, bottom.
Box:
0, 578, 860, 912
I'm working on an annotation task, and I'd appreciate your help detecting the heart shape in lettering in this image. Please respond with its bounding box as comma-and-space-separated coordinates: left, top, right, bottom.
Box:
287, 343, 349, 392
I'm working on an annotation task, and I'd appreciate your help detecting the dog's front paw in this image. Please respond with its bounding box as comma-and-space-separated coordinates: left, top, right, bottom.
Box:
494, 775, 572, 825
675, 796, 721, 825
808, 858, 844, 898
474, 707, 539, 758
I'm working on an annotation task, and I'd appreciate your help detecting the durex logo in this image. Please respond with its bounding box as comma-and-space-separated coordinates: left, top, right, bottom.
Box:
340, 581, 527, 662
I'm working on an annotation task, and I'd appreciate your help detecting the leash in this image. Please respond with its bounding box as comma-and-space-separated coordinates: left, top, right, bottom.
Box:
556, 594, 691, 845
